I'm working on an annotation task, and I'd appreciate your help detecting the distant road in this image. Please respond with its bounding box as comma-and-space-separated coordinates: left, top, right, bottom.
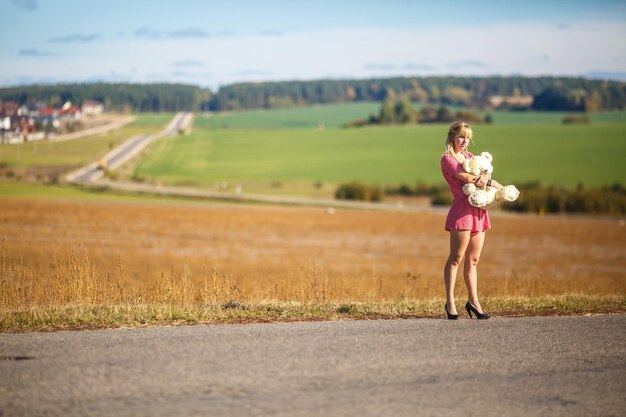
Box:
1, 315, 624, 416
50, 114, 136, 143
66, 112, 192, 184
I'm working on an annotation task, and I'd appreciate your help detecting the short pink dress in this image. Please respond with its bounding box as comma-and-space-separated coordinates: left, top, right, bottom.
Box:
440, 152, 490, 233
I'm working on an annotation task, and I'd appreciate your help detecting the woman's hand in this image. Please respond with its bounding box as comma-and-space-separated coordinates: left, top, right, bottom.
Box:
474, 171, 490, 188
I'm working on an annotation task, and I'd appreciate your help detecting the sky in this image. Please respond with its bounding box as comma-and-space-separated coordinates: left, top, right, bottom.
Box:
1, 0, 625, 91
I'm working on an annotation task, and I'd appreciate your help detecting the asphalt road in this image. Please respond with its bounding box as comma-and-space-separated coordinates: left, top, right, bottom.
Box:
1, 315, 625, 417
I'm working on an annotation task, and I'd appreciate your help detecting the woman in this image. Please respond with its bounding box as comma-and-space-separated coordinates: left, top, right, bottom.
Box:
440, 121, 503, 320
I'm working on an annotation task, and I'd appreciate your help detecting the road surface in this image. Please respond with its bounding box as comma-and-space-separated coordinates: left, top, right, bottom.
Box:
1, 315, 624, 416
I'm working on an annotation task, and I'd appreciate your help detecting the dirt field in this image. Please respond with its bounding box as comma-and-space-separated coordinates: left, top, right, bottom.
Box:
1, 197, 624, 304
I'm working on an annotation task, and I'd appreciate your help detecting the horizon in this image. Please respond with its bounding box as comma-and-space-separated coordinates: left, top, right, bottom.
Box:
1, 73, 623, 94
1, 0, 626, 89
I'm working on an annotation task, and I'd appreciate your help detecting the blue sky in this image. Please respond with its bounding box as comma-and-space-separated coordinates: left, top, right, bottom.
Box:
1, 0, 625, 90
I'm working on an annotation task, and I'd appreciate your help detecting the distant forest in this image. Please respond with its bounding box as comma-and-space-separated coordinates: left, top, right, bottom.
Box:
1, 76, 624, 113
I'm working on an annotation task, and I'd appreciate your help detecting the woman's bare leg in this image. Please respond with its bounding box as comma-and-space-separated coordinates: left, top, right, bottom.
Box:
463, 231, 486, 313
444, 230, 471, 315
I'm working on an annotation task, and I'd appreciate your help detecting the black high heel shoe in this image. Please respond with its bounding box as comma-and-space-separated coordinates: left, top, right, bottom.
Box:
465, 301, 491, 320
445, 303, 459, 320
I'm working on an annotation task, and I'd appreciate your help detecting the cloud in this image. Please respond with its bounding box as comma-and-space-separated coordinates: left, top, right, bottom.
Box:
12, 0, 37, 11
135, 27, 210, 40
171, 70, 192, 77
447, 60, 487, 68
261, 30, 283, 37
48, 33, 100, 43
233, 69, 272, 76
364, 63, 396, 71
365, 62, 436, 75
322, 72, 357, 80
134, 27, 157, 38
403, 63, 436, 71
84, 71, 134, 83
2, 75, 58, 86
170, 70, 212, 79
172, 60, 205, 68
169, 28, 210, 38
584, 70, 626, 81
18, 48, 56, 57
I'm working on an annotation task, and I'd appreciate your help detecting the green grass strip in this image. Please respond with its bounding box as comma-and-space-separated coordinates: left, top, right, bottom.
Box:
2, 294, 624, 332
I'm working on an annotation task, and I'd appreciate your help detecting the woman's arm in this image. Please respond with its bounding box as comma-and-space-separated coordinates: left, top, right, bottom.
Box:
453, 172, 478, 184
454, 171, 490, 186
453, 168, 503, 189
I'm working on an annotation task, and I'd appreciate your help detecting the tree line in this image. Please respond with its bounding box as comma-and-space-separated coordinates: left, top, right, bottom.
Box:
210, 76, 625, 111
0, 76, 624, 112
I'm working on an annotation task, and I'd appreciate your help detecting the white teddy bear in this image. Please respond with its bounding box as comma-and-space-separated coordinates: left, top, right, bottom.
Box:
461, 152, 520, 209
463, 151, 494, 176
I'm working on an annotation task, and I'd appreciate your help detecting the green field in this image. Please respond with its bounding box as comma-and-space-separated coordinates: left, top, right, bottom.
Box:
196, 102, 626, 130
196, 102, 381, 130
128, 112, 177, 127
135, 123, 626, 189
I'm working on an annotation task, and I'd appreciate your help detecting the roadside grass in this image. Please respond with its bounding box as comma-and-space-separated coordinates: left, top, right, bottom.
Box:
0, 183, 114, 200
135, 123, 626, 189
3, 295, 624, 332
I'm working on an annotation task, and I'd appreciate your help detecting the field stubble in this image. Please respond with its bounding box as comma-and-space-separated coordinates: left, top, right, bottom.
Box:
1, 198, 625, 330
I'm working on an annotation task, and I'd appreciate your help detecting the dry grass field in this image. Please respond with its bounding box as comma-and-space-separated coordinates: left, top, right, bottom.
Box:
1, 197, 625, 330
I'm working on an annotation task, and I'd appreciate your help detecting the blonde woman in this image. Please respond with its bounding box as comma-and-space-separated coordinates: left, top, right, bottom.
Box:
440, 121, 502, 320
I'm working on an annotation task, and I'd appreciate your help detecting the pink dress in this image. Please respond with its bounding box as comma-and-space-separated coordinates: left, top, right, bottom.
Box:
440, 152, 490, 233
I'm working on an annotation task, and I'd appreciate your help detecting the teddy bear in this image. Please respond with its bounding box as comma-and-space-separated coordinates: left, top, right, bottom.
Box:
461, 152, 520, 209
463, 151, 494, 176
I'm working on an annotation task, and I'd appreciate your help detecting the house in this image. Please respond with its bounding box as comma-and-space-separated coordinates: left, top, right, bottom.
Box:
0, 101, 20, 117
489, 95, 533, 109
1, 102, 24, 134
1, 99, 90, 143
60, 102, 81, 120
38, 107, 58, 121
0, 101, 37, 144
81, 100, 104, 115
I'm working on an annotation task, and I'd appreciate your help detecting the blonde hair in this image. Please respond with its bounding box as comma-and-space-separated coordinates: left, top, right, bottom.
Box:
444, 120, 473, 164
